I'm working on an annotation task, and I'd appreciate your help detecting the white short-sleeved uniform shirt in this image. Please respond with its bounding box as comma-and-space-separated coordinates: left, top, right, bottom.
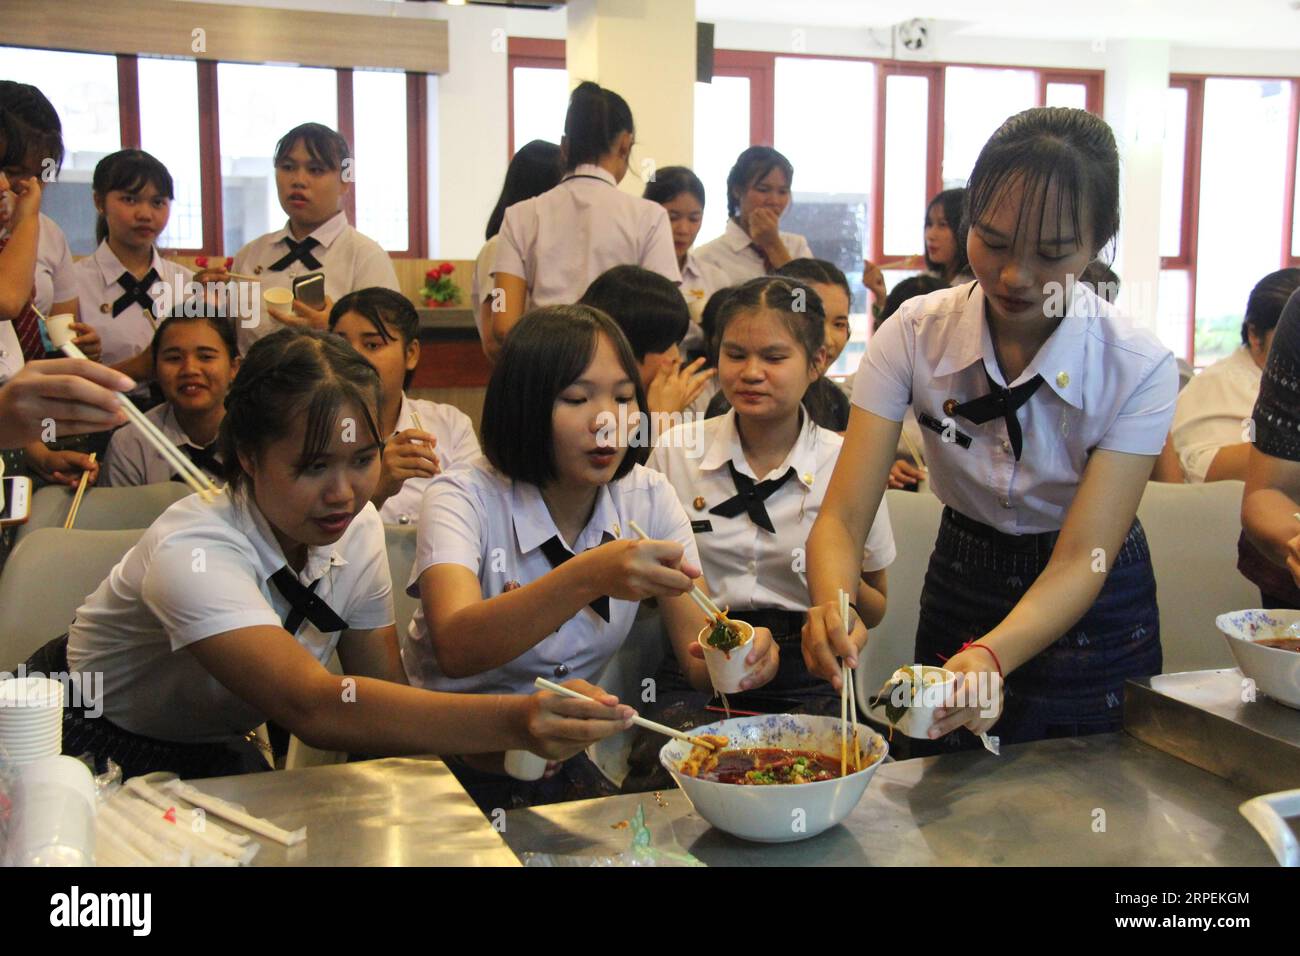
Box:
67, 493, 394, 743
853, 281, 1178, 534
1170, 345, 1261, 483
103, 402, 224, 488
232, 210, 400, 355
494, 165, 681, 310
693, 219, 814, 289
649, 411, 895, 613
74, 241, 194, 369
402, 458, 700, 695
471, 234, 499, 348
379, 394, 481, 526
678, 249, 728, 353
0, 214, 77, 382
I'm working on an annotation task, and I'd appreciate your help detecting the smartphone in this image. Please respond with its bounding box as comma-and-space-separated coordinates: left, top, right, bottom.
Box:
292, 271, 326, 309
0, 475, 32, 526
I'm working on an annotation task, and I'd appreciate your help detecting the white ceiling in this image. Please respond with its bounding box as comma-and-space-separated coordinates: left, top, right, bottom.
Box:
695, 0, 1300, 49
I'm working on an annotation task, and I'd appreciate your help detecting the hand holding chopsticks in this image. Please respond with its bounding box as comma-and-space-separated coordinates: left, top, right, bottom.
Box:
838, 588, 861, 774
533, 677, 719, 751
626, 520, 727, 625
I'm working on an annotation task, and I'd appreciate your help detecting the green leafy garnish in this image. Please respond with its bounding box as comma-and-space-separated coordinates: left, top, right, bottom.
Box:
706, 618, 745, 653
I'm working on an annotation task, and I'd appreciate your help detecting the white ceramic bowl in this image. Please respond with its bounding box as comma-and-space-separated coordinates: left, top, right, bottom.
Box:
659, 713, 888, 843
1215, 609, 1300, 709
696, 620, 755, 694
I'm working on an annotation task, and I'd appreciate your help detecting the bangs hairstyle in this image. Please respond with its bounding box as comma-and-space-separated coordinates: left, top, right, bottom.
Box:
966, 107, 1120, 262
563, 81, 634, 172
274, 122, 350, 170
482, 305, 647, 486
643, 165, 705, 207
774, 258, 852, 309
219, 329, 382, 490
0, 81, 64, 174
92, 149, 174, 244
925, 188, 970, 278
1242, 268, 1300, 345
329, 288, 421, 388
579, 265, 689, 361
726, 146, 794, 219
715, 275, 825, 368
150, 310, 239, 366
486, 139, 562, 240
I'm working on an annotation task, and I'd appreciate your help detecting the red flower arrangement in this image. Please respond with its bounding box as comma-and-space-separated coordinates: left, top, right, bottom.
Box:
421, 261, 461, 308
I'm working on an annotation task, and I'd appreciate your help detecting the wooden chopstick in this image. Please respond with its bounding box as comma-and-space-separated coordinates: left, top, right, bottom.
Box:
63, 452, 96, 529
838, 587, 861, 773
533, 677, 718, 751
626, 520, 728, 624
899, 428, 927, 473
874, 255, 923, 270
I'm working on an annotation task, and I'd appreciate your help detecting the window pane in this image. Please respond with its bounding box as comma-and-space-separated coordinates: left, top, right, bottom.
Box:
1195, 78, 1292, 367
775, 57, 874, 354
138, 57, 202, 251
942, 67, 1036, 188
512, 66, 568, 158
353, 70, 408, 251
1157, 269, 1191, 363
693, 74, 751, 246
1045, 82, 1087, 111
1160, 87, 1188, 260
0, 46, 121, 254
883, 74, 928, 255
217, 63, 337, 253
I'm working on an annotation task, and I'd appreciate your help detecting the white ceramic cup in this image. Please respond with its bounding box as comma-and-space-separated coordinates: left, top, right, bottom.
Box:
696, 619, 756, 695
44, 313, 76, 350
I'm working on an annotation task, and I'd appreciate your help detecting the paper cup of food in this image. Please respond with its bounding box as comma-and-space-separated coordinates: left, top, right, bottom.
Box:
503, 748, 548, 781
262, 286, 294, 311
867, 664, 957, 739
44, 313, 76, 350
696, 619, 755, 694
1215, 609, 1300, 709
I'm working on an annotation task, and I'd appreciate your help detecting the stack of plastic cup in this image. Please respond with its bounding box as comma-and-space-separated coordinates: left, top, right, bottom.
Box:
0, 677, 64, 766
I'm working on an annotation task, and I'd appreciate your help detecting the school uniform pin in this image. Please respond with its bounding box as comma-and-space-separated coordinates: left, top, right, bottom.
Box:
503, 580, 521, 592
612, 523, 620, 537
99, 302, 111, 314
693, 496, 706, 511
801, 472, 814, 487
943, 399, 958, 416
1056, 371, 1069, 387
253, 265, 264, 275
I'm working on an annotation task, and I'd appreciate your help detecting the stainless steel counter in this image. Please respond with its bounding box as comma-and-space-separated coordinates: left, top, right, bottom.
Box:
502, 734, 1276, 866
192, 757, 519, 867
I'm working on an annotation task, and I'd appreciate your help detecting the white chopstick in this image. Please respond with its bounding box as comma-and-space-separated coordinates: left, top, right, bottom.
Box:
165, 779, 305, 846
533, 676, 718, 751
626, 519, 726, 622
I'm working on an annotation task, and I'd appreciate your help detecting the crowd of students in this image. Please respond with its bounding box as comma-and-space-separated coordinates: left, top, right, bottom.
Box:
5, 72, 1300, 816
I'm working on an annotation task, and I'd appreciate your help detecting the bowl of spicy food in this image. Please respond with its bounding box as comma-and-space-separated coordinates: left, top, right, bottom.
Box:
1215, 609, 1300, 709
660, 713, 888, 843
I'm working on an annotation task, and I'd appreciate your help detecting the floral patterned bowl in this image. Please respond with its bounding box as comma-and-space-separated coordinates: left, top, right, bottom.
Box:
1214, 609, 1300, 709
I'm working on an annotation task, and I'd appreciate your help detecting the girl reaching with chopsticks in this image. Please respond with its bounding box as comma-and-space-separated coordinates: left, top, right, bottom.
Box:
622, 276, 894, 792
804, 107, 1177, 756
23, 328, 631, 780
404, 305, 779, 812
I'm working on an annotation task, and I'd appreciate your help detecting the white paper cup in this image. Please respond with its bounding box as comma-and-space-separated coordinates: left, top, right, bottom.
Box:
870, 665, 957, 739
44, 313, 76, 349
504, 749, 548, 781
262, 286, 294, 310
696, 620, 756, 694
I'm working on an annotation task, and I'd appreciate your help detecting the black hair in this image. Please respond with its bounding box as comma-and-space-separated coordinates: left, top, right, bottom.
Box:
579, 265, 689, 362
274, 122, 350, 170
329, 287, 421, 389
715, 275, 825, 370
91, 149, 174, 244
562, 81, 634, 172
966, 107, 1120, 262
877, 274, 948, 330
925, 188, 970, 279
486, 139, 562, 240
0, 82, 63, 175
775, 258, 852, 310
700, 285, 737, 365
1242, 268, 1300, 346
219, 329, 383, 491
643, 165, 705, 208
151, 310, 239, 367
481, 305, 646, 486
1079, 261, 1120, 305
726, 146, 794, 219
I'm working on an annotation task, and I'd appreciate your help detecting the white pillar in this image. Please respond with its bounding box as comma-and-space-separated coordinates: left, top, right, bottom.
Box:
567, 0, 696, 195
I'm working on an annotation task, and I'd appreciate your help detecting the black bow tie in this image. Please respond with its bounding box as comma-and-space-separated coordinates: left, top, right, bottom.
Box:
267, 236, 322, 272
537, 534, 611, 622
112, 269, 161, 318
170, 443, 223, 485
269, 567, 349, 636
709, 462, 796, 533
949, 369, 1045, 461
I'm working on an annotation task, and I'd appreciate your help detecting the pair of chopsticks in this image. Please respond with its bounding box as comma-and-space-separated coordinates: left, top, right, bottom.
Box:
36, 304, 222, 503
627, 520, 729, 626
533, 676, 718, 751
838, 588, 861, 776
63, 453, 96, 529
900, 429, 927, 472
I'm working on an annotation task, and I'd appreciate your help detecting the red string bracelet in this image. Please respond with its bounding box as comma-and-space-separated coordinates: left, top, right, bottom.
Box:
959, 641, 1003, 678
